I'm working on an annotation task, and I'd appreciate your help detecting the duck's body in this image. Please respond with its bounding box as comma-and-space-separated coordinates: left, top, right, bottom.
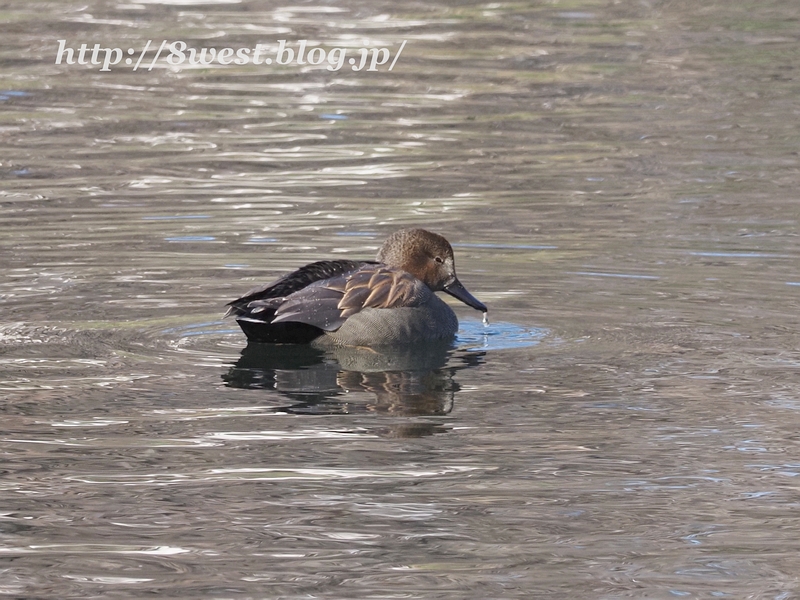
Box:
226, 229, 487, 347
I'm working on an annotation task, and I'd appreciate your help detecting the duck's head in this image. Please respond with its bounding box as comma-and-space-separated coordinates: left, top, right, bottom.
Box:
377, 228, 488, 313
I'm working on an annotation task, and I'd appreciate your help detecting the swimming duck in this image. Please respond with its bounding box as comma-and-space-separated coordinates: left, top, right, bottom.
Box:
225, 228, 487, 346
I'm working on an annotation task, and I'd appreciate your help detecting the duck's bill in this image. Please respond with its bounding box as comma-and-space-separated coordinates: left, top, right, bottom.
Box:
444, 278, 488, 313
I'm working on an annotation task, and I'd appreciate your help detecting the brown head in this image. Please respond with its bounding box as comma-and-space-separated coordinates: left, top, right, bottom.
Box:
377, 228, 487, 313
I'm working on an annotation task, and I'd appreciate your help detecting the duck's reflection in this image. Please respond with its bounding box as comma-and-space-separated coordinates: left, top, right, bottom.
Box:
222, 341, 484, 426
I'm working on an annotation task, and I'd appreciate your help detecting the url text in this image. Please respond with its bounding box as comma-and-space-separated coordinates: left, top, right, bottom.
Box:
54, 39, 407, 72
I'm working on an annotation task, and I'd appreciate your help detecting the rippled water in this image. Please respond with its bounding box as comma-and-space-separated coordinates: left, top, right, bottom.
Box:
3, 0, 800, 597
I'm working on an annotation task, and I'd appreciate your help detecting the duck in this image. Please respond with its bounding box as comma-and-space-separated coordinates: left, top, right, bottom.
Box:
225, 228, 487, 346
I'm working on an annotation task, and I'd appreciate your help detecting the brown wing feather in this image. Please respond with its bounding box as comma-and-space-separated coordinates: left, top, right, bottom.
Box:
272, 264, 424, 331
361, 272, 393, 308
387, 271, 416, 306
338, 285, 372, 318
339, 267, 419, 313
226, 259, 372, 319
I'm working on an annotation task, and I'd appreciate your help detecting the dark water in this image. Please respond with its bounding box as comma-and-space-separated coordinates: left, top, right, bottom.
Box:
3, 0, 800, 597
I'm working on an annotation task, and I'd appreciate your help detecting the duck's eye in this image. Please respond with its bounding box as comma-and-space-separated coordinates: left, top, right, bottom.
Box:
434, 256, 444, 264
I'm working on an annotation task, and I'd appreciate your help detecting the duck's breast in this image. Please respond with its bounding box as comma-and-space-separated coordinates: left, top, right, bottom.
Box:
316, 294, 458, 347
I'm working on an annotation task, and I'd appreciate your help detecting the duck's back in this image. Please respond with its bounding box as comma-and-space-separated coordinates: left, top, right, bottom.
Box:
226, 259, 369, 344
227, 259, 458, 346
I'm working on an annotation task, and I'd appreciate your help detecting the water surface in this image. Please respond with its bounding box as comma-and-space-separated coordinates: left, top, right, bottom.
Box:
2, 0, 800, 597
